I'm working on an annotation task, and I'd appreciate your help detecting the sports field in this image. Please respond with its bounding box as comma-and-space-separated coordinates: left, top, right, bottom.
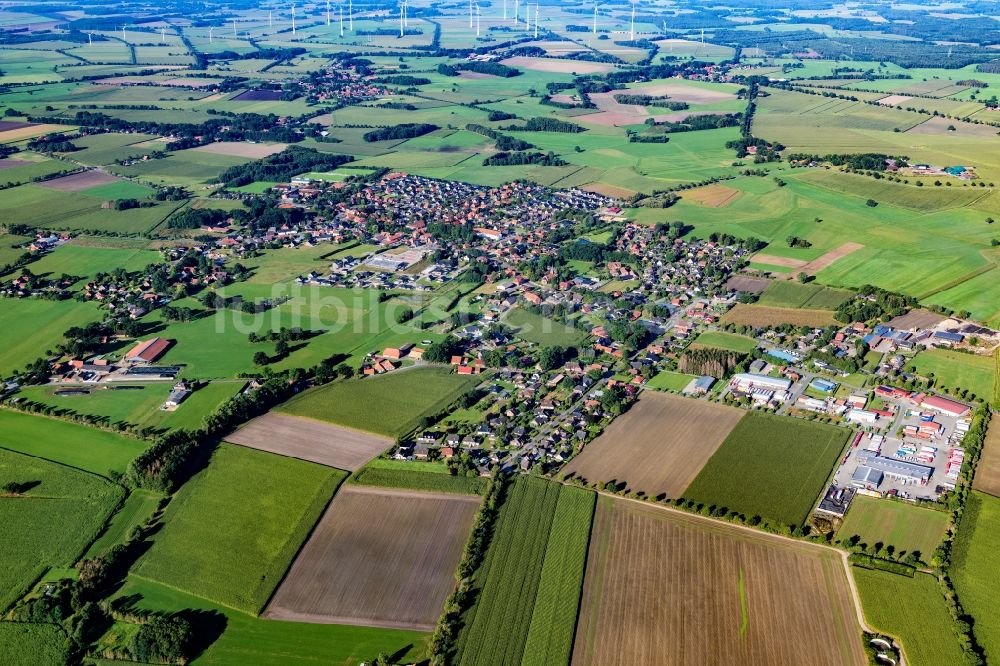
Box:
645, 369, 698, 391
683, 412, 849, 527
134, 444, 345, 614
837, 495, 949, 560
267, 486, 480, 630
853, 568, 966, 666
0, 448, 125, 611
911, 349, 995, 404
563, 392, 744, 499
277, 367, 482, 439
572, 497, 865, 666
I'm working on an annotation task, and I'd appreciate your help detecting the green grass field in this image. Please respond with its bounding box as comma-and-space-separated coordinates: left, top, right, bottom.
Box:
17, 381, 242, 434
854, 568, 966, 666
646, 370, 698, 391
838, 495, 949, 560
84, 489, 162, 559
456, 477, 595, 665
690, 331, 759, 353
0, 448, 125, 611
683, 413, 849, 527
504, 307, 589, 347
278, 367, 482, 438
0, 298, 103, 376
757, 281, 854, 310
911, 349, 995, 404
111, 576, 429, 665
0, 622, 70, 666
953, 490, 1000, 663
0, 409, 146, 475
20, 243, 161, 286
133, 444, 344, 614
350, 464, 488, 495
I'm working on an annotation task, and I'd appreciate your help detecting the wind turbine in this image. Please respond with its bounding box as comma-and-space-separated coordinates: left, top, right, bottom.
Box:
469, 0, 473, 29
88, 32, 92, 45
629, 4, 635, 41
399, 3, 404, 37
339, 4, 344, 37
121, 25, 126, 41
326, 0, 331, 26
593, 4, 597, 34
208, 26, 214, 43
514, 0, 519, 26
701, 27, 705, 44
503, 0, 507, 21
233, 18, 238, 38
291, 4, 296, 36
268, 10, 273, 27
160, 27, 166, 42
476, 3, 480, 37
534, 5, 539, 38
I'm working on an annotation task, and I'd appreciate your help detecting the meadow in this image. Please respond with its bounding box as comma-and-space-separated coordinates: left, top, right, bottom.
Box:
0, 409, 146, 475
111, 576, 430, 665
22, 243, 161, 285
350, 463, 488, 495
83, 489, 162, 559
911, 349, 995, 404
455, 477, 595, 665
645, 369, 697, 392
133, 444, 345, 614
683, 413, 849, 527
756, 280, 854, 310
277, 367, 482, 439
505, 307, 588, 347
689, 330, 759, 353
0, 183, 183, 233
838, 495, 949, 560
952, 490, 1000, 662
0, 449, 125, 611
0, 298, 102, 376
853, 568, 966, 666
17, 381, 242, 434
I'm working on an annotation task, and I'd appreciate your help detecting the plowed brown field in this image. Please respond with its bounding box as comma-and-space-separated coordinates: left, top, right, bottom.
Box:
265, 486, 480, 630
572, 497, 866, 666
562, 392, 743, 499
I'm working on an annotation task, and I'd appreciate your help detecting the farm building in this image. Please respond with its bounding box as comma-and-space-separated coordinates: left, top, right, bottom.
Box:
125, 337, 171, 364
163, 382, 190, 409
932, 331, 964, 346
730, 374, 791, 392
920, 395, 971, 418
683, 375, 715, 395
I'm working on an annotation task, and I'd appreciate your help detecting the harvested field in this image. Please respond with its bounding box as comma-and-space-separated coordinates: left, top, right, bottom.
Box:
500, 56, 614, 74
37, 170, 118, 192
749, 253, 807, 269
519, 40, 586, 55
226, 412, 390, 471
802, 242, 865, 273
877, 94, 914, 106
562, 392, 744, 499
266, 486, 480, 631
973, 419, 1000, 498
721, 304, 837, 327
618, 83, 736, 104
0, 158, 31, 170
581, 182, 635, 198
0, 123, 66, 143
190, 141, 288, 158
725, 275, 771, 294
682, 183, 741, 207
0, 120, 34, 131
886, 308, 946, 330
571, 497, 866, 666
